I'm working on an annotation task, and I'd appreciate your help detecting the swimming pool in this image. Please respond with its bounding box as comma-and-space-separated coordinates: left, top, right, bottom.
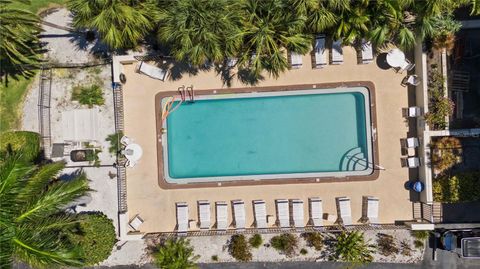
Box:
161, 87, 374, 184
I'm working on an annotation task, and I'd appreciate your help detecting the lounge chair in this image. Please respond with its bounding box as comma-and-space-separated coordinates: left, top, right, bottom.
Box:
253, 200, 267, 229
128, 214, 144, 231
360, 39, 373, 64
407, 157, 420, 168
313, 35, 327, 68
403, 106, 423, 118
291, 199, 305, 230
120, 135, 132, 146
397, 59, 415, 73
137, 61, 167, 81
336, 197, 352, 226
290, 52, 303, 69
276, 199, 290, 229
406, 137, 419, 148
309, 197, 323, 228
402, 75, 421, 87
232, 200, 246, 231
331, 39, 344, 65
198, 200, 211, 230
362, 196, 379, 224
215, 201, 228, 231
176, 202, 189, 236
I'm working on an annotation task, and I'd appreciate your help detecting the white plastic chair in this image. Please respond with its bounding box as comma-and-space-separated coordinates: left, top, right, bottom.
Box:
291, 199, 305, 230
232, 200, 245, 231
253, 200, 267, 229
309, 197, 323, 228
198, 200, 211, 230
336, 197, 352, 226
215, 201, 228, 231
176, 202, 189, 236
276, 199, 290, 228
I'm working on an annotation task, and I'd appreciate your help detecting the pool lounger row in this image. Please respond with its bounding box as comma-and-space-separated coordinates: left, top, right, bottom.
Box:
175, 196, 380, 234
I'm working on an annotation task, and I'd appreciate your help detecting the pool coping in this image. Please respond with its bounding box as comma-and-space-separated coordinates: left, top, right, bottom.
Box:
154, 81, 379, 189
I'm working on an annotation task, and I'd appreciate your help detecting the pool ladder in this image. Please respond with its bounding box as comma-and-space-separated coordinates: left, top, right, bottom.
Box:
178, 85, 195, 103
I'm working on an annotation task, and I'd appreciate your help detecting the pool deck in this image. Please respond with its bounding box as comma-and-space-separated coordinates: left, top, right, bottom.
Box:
120, 46, 416, 233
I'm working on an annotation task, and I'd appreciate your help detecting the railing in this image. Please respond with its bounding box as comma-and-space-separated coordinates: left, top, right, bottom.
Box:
413, 202, 443, 223
38, 67, 52, 158
113, 84, 128, 213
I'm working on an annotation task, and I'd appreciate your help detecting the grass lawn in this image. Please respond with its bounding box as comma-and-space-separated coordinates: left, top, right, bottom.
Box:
0, 75, 36, 133
12, 0, 67, 13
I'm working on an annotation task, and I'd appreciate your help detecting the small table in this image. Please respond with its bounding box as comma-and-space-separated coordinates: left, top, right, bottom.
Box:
386, 49, 406, 68
124, 143, 143, 162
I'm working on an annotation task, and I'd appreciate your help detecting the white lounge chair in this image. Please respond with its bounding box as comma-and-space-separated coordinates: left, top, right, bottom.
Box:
314, 35, 327, 68
363, 196, 379, 224
128, 214, 144, 231
291, 199, 305, 230
309, 197, 323, 228
406, 106, 423, 117
198, 200, 211, 230
215, 201, 228, 231
397, 59, 415, 73
137, 61, 167, 81
336, 197, 352, 226
232, 200, 245, 231
402, 74, 421, 86
276, 199, 290, 229
406, 137, 419, 148
360, 39, 373, 64
331, 39, 344, 65
290, 52, 303, 69
120, 135, 132, 146
407, 157, 420, 168
253, 200, 267, 229
176, 202, 189, 235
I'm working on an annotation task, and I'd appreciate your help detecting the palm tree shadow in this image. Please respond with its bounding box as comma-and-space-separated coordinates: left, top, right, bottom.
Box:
166, 60, 200, 81
376, 53, 391, 70
68, 30, 110, 58
214, 64, 236, 87
237, 68, 264, 86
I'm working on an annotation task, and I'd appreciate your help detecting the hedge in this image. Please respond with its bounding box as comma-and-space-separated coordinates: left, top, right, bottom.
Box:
433, 172, 480, 202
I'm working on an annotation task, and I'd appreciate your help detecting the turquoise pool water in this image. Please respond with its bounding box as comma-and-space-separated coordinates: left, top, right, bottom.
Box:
163, 88, 372, 182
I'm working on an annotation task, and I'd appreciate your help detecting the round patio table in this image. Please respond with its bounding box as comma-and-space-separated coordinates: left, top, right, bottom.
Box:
386, 48, 405, 68
409, 181, 425, 193
124, 143, 143, 162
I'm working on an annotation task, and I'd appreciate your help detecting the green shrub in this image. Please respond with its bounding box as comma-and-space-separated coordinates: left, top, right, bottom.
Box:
433, 172, 480, 202
431, 137, 462, 174
300, 248, 308, 255
270, 233, 298, 257
411, 230, 430, 241
414, 239, 425, 249
154, 238, 199, 269
0, 131, 40, 162
106, 131, 123, 154
211, 255, 218, 261
334, 231, 373, 265
302, 232, 323, 251
72, 84, 105, 108
425, 68, 454, 130
67, 213, 116, 265
228, 235, 252, 262
376, 233, 399, 256
249, 234, 263, 248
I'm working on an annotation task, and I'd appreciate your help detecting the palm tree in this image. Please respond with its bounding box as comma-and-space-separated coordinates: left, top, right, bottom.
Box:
156, 0, 242, 66
0, 152, 90, 268
325, 0, 370, 45
0, 0, 42, 83
67, 0, 158, 50
334, 231, 374, 265
154, 238, 199, 269
237, 0, 311, 78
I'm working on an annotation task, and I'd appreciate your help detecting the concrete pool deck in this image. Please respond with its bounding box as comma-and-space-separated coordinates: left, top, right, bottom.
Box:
120, 45, 416, 233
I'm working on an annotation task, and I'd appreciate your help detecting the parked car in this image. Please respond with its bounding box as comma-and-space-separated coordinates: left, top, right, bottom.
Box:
441, 229, 480, 258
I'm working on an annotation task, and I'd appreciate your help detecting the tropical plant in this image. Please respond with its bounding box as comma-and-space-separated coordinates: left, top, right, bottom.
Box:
106, 131, 124, 154
67, 0, 159, 50
270, 233, 298, 257
0, 152, 90, 268
153, 238, 199, 269
0, 0, 42, 82
376, 233, 399, 256
157, 0, 242, 66
400, 240, 413, 256
302, 232, 323, 251
431, 15, 462, 51
228, 234, 252, 262
425, 67, 454, 130
66, 213, 116, 265
433, 172, 480, 202
431, 137, 462, 173
411, 230, 429, 249
327, 1, 370, 45
249, 234, 263, 248
237, 0, 311, 79
71, 84, 105, 108
333, 231, 374, 265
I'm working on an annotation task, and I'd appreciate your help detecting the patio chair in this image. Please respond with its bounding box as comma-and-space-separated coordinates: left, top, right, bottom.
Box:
403, 106, 423, 118
215, 201, 228, 231
253, 200, 267, 229
291, 199, 305, 230
120, 135, 132, 146
331, 39, 344, 65
176, 202, 189, 236
198, 200, 211, 230
232, 200, 246, 231
397, 59, 415, 73
336, 197, 352, 226
128, 214, 144, 231
137, 61, 167, 81
407, 137, 419, 148
402, 157, 420, 168
313, 34, 327, 68
290, 52, 303, 69
360, 39, 373, 64
401, 75, 421, 86
362, 196, 379, 224
309, 197, 323, 228
276, 199, 290, 229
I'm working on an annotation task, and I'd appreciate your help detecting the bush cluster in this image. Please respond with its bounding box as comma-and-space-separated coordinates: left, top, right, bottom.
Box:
431, 137, 462, 174
433, 172, 480, 202
270, 233, 298, 257
228, 235, 252, 262
425, 67, 454, 130
302, 232, 324, 251
376, 233, 399, 256
249, 234, 263, 248
72, 84, 105, 108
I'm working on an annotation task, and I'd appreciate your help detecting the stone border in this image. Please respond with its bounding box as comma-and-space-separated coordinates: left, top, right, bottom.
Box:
155, 81, 380, 189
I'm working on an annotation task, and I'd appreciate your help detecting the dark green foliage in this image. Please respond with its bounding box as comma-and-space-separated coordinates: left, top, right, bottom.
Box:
300, 248, 308, 255
211, 255, 218, 261
249, 234, 263, 248
228, 235, 252, 262
154, 238, 199, 269
67, 213, 116, 265
425, 67, 454, 130
71, 84, 105, 108
302, 232, 323, 251
433, 172, 480, 202
376, 233, 399, 256
400, 240, 412, 256
270, 233, 298, 257
106, 131, 123, 154
411, 230, 430, 241
333, 231, 374, 265
414, 239, 425, 249
0, 131, 40, 162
